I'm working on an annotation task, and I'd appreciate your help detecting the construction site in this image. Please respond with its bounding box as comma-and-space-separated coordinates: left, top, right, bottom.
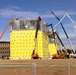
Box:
0, 12, 76, 75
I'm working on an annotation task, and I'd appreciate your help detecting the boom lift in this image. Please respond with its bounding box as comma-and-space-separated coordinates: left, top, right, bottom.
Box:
46, 23, 56, 45
47, 24, 69, 59
54, 31, 69, 59
32, 16, 41, 59
0, 18, 19, 39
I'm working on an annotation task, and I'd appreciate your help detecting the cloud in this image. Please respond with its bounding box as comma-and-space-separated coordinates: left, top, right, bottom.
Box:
62, 24, 73, 27
0, 6, 76, 19
61, 36, 76, 49
0, 8, 53, 19
59, 33, 75, 38
7, 5, 21, 10
41, 13, 54, 18
53, 10, 76, 16
0, 9, 40, 19
41, 10, 73, 18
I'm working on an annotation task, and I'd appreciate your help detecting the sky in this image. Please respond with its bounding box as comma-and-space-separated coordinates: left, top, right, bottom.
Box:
0, 0, 76, 49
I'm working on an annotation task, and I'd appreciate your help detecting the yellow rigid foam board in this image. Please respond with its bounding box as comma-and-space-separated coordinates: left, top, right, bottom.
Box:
48, 44, 57, 56
10, 30, 49, 59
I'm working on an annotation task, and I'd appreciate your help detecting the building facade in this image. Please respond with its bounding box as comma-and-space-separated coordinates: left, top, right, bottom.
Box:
48, 29, 60, 56
10, 19, 49, 59
0, 41, 10, 59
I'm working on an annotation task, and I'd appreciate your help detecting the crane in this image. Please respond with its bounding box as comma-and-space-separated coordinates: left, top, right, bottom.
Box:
53, 13, 76, 34
52, 11, 75, 53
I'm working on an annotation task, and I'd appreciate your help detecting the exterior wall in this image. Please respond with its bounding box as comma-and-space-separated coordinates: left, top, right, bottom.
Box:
48, 30, 60, 56
48, 44, 58, 56
37, 31, 49, 58
10, 30, 49, 59
0, 42, 10, 58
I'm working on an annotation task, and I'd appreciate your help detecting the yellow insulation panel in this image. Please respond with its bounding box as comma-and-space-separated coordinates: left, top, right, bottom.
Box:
48, 44, 57, 56
10, 30, 49, 59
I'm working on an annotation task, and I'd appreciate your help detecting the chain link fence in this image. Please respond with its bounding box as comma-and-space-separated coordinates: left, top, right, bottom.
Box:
0, 62, 76, 75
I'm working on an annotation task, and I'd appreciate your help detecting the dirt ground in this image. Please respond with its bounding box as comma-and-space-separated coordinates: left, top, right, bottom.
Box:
0, 59, 76, 75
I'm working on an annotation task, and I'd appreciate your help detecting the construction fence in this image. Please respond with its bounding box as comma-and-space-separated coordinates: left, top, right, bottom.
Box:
0, 62, 76, 75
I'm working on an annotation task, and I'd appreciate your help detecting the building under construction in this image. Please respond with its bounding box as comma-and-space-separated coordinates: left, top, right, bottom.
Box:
10, 19, 59, 59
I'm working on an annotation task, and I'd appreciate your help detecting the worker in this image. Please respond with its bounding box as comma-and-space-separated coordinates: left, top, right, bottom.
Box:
46, 22, 49, 27
37, 16, 41, 22
36, 16, 41, 29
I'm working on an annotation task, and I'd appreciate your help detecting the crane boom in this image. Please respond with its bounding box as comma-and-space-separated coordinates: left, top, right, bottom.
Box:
52, 11, 75, 53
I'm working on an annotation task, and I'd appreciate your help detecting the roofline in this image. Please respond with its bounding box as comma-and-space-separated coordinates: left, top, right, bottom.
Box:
0, 41, 10, 43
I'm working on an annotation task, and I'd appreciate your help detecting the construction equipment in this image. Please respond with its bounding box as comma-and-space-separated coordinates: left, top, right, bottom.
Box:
53, 13, 76, 35
0, 18, 19, 39
52, 11, 75, 53
47, 24, 69, 59
32, 16, 41, 59
46, 24, 56, 44
54, 31, 69, 59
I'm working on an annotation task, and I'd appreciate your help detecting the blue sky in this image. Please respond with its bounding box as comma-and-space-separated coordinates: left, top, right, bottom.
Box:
0, 0, 76, 49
